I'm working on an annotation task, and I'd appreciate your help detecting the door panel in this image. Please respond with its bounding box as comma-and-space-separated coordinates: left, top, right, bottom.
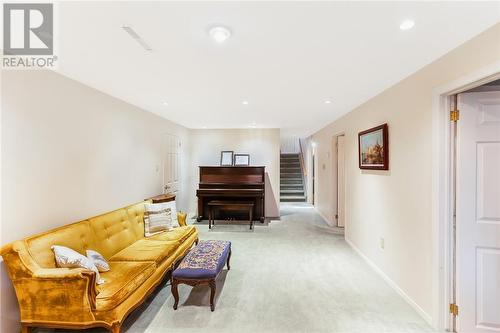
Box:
163, 134, 180, 195
457, 91, 500, 333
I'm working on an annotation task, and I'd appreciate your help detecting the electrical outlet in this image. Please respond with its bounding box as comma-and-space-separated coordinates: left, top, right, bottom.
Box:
380, 237, 385, 249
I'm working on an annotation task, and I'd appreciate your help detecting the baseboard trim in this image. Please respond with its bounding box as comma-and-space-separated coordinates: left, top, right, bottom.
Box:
345, 237, 433, 326
315, 207, 334, 227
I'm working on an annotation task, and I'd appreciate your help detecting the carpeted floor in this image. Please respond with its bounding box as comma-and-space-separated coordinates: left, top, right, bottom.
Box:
41, 204, 434, 333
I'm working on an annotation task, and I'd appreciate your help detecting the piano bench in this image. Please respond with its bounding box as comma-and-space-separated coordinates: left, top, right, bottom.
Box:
207, 201, 255, 230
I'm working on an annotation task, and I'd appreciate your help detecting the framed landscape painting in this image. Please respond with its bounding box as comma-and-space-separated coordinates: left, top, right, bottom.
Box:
358, 123, 389, 170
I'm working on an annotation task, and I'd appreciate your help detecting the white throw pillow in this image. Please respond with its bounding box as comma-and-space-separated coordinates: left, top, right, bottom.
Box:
52, 245, 104, 284
144, 203, 172, 237
86, 250, 110, 272
162, 200, 179, 227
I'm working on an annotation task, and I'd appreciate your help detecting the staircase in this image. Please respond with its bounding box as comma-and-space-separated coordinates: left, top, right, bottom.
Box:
280, 153, 306, 202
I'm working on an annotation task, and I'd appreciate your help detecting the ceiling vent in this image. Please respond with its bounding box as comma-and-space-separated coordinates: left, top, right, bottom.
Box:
122, 26, 152, 51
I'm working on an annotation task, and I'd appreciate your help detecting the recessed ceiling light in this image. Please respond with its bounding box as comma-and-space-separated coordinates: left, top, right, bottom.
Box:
311, 142, 317, 148
399, 20, 415, 31
209, 26, 231, 43
324, 100, 332, 104
201, 126, 207, 129
162, 101, 168, 106
242, 100, 249, 105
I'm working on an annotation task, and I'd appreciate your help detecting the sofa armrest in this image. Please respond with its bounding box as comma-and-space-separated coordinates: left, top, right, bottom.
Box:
1, 241, 98, 322
34, 267, 98, 307
177, 211, 188, 227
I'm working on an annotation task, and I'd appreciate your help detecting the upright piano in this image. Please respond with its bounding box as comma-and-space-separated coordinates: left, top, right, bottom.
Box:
196, 166, 265, 223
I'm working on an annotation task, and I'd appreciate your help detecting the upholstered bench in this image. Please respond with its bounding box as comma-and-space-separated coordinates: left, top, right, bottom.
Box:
171, 240, 231, 311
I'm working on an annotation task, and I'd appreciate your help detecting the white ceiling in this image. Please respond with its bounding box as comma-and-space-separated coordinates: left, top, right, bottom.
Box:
55, 1, 500, 136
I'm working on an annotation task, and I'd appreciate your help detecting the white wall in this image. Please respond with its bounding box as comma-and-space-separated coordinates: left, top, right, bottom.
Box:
188, 129, 280, 217
309, 23, 500, 326
0, 70, 190, 333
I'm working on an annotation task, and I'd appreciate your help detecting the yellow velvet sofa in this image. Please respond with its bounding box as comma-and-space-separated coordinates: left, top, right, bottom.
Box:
0, 200, 199, 333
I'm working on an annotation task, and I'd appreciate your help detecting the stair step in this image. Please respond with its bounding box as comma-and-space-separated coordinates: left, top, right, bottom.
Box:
280, 154, 305, 202
281, 190, 305, 195
280, 195, 307, 202
281, 185, 304, 189
281, 179, 303, 184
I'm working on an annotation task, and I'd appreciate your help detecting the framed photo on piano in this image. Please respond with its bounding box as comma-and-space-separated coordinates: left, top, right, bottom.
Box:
234, 154, 250, 166
220, 151, 234, 166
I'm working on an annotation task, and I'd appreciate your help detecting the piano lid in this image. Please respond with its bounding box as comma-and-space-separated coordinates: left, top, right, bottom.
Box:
199, 166, 265, 185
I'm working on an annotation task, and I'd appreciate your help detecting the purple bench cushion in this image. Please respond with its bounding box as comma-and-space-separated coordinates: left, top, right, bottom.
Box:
173, 240, 231, 279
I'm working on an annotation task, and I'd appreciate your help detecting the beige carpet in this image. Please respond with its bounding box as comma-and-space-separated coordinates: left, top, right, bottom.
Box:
40, 204, 434, 333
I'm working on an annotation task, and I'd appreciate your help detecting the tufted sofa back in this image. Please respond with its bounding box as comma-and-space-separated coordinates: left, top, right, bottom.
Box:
24, 201, 148, 267
26, 220, 95, 268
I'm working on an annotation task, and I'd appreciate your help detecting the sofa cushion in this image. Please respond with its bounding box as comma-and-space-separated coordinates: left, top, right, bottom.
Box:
108, 239, 178, 264
96, 261, 155, 311
147, 226, 197, 244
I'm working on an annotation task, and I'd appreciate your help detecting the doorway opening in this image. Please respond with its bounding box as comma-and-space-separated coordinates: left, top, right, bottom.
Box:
436, 74, 500, 333
163, 134, 181, 197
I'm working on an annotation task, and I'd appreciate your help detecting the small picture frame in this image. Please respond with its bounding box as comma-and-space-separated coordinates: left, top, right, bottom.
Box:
358, 123, 389, 170
234, 154, 250, 166
220, 151, 234, 166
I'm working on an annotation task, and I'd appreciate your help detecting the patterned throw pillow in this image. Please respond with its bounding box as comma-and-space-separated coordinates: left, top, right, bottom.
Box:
162, 200, 180, 227
144, 203, 172, 237
86, 250, 110, 272
51, 245, 104, 284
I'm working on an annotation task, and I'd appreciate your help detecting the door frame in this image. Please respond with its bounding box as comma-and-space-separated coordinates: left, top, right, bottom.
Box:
431, 60, 500, 331
332, 133, 346, 228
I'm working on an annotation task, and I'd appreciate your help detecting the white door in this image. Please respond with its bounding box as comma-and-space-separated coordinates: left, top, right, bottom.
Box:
163, 134, 181, 196
337, 135, 346, 227
456, 91, 500, 333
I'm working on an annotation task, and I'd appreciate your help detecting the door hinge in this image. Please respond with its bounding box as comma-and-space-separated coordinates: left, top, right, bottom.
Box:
449, 303, 459, 316
450, 110, 460, 122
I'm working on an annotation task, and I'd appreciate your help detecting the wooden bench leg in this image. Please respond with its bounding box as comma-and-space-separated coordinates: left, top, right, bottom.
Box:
21, 324, 30, 333
250, 208, 254, 230
209, 279, 216, 312
172, 279, 180, 310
